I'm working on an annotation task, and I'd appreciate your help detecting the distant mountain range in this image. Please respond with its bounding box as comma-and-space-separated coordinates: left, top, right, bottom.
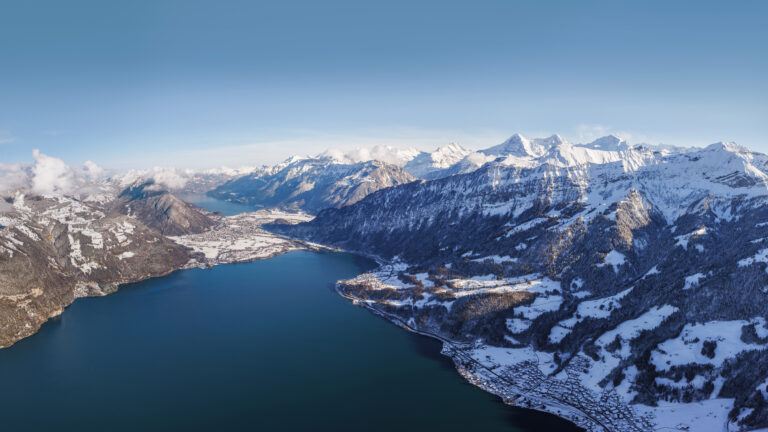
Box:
208, 158, 417, 214
206, 134, 683, 214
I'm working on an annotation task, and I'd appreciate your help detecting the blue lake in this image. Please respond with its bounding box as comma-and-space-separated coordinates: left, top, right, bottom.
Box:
179, 193, 261, 216
0, 251, 582, 431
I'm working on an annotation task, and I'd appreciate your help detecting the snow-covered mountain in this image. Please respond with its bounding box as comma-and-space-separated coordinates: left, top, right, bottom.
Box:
203, 135, 646, 212
208, 156, 417, 214
387, 133, 645, 181
403, 142, 473, 179
278, 138, 768, 431
482, 133, 568, 157
580, 134, 630, 151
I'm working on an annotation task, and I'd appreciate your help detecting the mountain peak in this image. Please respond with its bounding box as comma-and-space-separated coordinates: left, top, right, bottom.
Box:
432, 142, 469, 158
540, 134, 567, 146
704, 141, 749, 154
482, 133, 561, 158
583, 135, 630, 151
508, 132, 527, 142
439, 141, 466, 152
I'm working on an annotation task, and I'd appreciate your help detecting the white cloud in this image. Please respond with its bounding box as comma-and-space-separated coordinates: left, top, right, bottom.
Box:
320, 145, 422, 166
149, 167, 188, 189
82, 160, 105, 180
0, 162, 30, 195
115, 166, 189, 190
0, 151, 111, 198
30, 149, 76, 195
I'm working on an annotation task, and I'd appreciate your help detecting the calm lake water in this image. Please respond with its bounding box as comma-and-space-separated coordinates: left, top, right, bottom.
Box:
0, 251, 582, 431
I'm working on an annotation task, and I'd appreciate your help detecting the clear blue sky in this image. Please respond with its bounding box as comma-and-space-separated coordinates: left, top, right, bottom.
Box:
1, 0, 766, 168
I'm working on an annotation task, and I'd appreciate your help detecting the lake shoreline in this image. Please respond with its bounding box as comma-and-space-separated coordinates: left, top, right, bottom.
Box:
335, 284, 589, 432
1, 249, 574, 431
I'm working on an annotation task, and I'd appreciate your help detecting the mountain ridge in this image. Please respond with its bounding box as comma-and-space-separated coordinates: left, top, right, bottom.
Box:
208, 158, 417, 214
275, 138, 768, 431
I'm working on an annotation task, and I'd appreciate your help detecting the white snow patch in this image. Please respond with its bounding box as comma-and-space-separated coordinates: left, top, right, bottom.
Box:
642, 265, 660, 279
597, 250, 626, 273
675, 226, 707, 251
595, 304, 679, 358
471, 255, 517, 264
739, 248, 768, 271
506, 318, 532, 334
514, 294, 563, 320
633, 399, 733, 432
505, 217, 548, 236
683, 273, 705, 290
550, 287, 635, 343
651, 318, 768, 371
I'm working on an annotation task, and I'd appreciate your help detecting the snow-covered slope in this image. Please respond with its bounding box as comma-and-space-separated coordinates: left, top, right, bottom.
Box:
407, 134, 643, 180
281, 138, 768, 431
482, 133, 567, 157
403, 142, 473, 179
580, 134, 630, 151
